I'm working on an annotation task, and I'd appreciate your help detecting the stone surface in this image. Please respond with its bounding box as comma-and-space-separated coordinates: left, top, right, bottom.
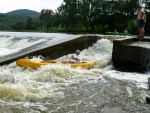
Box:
112, 38, 150, 72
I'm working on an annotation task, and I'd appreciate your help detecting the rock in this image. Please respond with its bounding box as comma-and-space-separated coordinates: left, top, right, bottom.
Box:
148, 77, 150, 90
146, 97, 150, 104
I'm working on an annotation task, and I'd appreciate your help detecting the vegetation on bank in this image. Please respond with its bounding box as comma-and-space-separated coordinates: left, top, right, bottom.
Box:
0, 0, 150, 35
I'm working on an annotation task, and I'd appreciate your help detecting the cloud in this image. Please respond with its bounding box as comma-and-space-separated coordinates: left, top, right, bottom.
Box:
0, 0, 63, 13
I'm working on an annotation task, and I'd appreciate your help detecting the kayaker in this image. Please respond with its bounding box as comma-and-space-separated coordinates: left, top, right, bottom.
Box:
71, 50, 82, 63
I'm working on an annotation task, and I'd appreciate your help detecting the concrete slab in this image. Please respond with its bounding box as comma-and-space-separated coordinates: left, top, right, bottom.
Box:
112, 37, 150, 72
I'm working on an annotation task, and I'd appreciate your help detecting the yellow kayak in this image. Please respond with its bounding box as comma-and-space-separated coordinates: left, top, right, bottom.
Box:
16, 59, 96, 69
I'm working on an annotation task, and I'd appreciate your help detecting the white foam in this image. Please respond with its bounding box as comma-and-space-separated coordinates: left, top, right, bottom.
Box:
104, 70, 150, 89
0, 36, 46, 56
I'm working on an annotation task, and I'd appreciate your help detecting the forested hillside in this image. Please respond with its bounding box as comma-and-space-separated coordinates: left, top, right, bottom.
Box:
0, 9, 40, 30
0, 0, 150, 35
0, 14, 26, 30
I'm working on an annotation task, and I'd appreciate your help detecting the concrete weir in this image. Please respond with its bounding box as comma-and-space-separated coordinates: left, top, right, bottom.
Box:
0, 35, 100, 65
112, 37, 150, 72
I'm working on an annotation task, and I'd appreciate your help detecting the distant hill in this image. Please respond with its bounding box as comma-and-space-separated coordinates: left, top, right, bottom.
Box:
6, 9, 40, 18
0, 9, 40, 30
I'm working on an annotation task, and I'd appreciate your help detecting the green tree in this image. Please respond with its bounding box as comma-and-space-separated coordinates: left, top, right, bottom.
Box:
32, 18, 41, 30
40, 9, 54, 30
12, 20, 25, 31
26, 18, 34, 30
144, 0, 150, 35
58, 0, 80, 31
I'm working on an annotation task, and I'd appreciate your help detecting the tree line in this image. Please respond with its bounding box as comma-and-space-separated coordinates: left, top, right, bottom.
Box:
2, 0, 150, 35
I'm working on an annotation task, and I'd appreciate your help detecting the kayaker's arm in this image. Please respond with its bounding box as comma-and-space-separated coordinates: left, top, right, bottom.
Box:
72, 55, 80, 60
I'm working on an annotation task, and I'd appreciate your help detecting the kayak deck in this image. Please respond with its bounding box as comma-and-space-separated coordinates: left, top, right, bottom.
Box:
16, 59, 96, 69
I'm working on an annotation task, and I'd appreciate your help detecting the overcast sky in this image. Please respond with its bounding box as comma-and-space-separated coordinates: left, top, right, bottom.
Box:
0, 0, 63, 13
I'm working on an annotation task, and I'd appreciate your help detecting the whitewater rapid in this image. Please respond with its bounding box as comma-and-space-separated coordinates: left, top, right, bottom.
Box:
0, 32, 150, 113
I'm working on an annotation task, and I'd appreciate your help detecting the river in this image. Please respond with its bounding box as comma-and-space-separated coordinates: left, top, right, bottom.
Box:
0, 32, 150, 113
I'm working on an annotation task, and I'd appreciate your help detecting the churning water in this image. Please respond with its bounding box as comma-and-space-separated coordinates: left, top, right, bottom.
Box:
0, 32, 150, 113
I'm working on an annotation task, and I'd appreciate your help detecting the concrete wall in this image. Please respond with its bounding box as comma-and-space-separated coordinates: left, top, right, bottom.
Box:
112, 38, 150, 72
